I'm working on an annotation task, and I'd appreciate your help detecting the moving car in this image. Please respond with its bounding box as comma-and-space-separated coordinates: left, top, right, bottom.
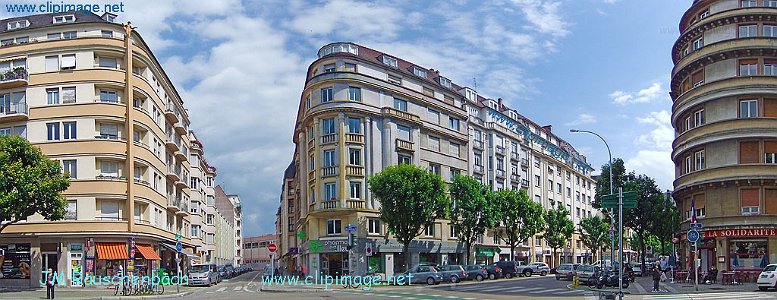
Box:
404, 265, 443, 285
438, 265, 469, 283
758, 264, 777, 291
464, 265, 487, 281
188, 264, 219, 286
495, 261, 522, 279
517, 262, 551, 277
555, 263, 580, 280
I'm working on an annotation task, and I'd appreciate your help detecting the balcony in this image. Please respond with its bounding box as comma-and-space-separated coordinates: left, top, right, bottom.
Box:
521, 158, 529, 166
346, 199, 365, 209
167, 196, 181, 213
321, 134, 337, 145
174, 122, 187, 135
473, 165, 484, 174
495, 169, 505, 178
381, 107, 421, 124
521, 179, 529, 187
396, 139, 414, 152
345, 133, 364, 144
174, 150, 187, 161
175, 178, 188, 188
346, 165, 364, 176
495, 145, 505, 155
165, 137, 179, 152
134, 177, 149, 185
320, 199, 339, 210
321, 166, 338, 177
176, 200, 189, 216
511, 174, 520, 183
164, 104, 179, 123
166, 166, 180, 181
0, 67, 28, 89
473, 140, 484, 150
0, 102, 28, 122
511, 152, 520, 161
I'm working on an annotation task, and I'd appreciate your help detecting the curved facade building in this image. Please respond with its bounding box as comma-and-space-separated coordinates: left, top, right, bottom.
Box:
672, 0, 777, 273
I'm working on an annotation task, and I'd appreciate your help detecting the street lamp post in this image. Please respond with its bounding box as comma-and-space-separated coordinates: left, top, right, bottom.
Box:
570, 129, 614, 266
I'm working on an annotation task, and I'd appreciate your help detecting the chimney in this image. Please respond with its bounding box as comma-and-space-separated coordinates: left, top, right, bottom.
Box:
542, 125, 552, 133
497, 98, 503, 110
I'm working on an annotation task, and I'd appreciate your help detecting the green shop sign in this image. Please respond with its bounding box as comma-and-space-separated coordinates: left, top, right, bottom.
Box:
475, 247, 501, 257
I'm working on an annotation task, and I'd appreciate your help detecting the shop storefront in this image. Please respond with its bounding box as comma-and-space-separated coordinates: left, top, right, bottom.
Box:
0, 243, 32, 280
318, 239, 350, 276
681, 228, 777, 273
474, 246, 501, 264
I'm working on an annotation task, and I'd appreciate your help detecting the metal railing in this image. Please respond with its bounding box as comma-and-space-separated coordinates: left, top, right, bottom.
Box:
0, 102, 28, 116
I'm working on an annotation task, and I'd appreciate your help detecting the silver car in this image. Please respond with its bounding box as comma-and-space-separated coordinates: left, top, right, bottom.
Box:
404, 265, 443, 285
188, 264, 218, 286
438, 265, 469, 283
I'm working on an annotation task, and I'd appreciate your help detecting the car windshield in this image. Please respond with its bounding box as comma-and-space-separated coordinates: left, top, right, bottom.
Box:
765, 265, 777, 272
190, 265, 207, 273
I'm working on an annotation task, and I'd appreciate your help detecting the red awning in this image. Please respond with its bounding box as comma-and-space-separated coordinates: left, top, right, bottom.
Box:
96, 243, 127, 260
135, 244, 161, 260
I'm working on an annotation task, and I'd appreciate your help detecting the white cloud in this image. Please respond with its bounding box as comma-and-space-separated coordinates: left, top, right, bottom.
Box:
285, 0, 402, 40
635, 110, 673, 150
602, 0, 619, 4
626, 110, 674, 190
626, 150, 674, 191
564, 113, 597, 126
610, 82, 664, 105
511, 0, 570, 38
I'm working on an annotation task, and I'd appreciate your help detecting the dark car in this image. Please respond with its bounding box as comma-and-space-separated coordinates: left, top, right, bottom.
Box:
495, 261, 522, 279
555, 263, 580, 280
464, 265, 487, 281
485, 263, 503, 280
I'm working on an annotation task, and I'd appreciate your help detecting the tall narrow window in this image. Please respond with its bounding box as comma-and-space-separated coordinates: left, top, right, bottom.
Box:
320, 87, 333, 103
765, 24, 777, 37
740, 100, 758, 118
393, 98, 407, 112
693, 109, 705, 127
323, 150, 336, 167
692, 37, 704, 51
347, 117, 361, 134
741, 188, 760, 215
766, 141, 777, 164
348, 86, 361, 102
349, 182, 361, 199
46, 122, 60, 140
766, 59, 777, 75
47, 88, 59, 104
449, 117, 460, 131
349, 148, 361, 166
62, 122, 76, 140
322, 118, 335, 134
325, 183, 337, 201
694, 150, 705, 171
62, 159, 77, 178
739, 59, 758, 76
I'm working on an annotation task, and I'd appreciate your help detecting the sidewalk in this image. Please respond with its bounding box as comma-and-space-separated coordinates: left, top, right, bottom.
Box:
0, 285, 192, 300
630, 275, 760, 295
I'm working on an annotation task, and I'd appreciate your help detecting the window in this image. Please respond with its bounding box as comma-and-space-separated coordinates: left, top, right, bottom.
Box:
548, 180, 553, 191
61, 54, 75, 70
388, 74, 401, 85
326, 219, 342, 235
684, 156, 692, 174
428, 136, 440, 151
322, 118, 335, 134
62, 122, 76, 140
535, 175, 541, 187
449, 142, 460, 157
766, 141, 777, 164
422, 86, 434, 97
62, 159, 77, 178
449, 117, 460, 131
397, 125, 411, 141
100, 201, 118, 220
309, 154, 315, 171
347, 117, 361, 133
346, 86, 362, 102
101, 30, 113, 38
46, 122, 60, 140
740, 100, 758, 118
310, 188, 315, 203
691, 71, 704, 87
349, 148, 361, 166
694, 150, 705, 171
741, 188, 760, 215
428, 109, 440, 124
394, 98, 407, 112
100, 161, 118, 177
450, 168, 459, 181
320, 87, 333, 103
496, 155, 504, 170
46, 88, 59, 105
325, 182, 337, 201
741, 0, 757, 7
381, 55, 398, 68
692, 37, 704, 50
398, 154, 412, 164
344, 63, 356, 72
100, 124, 119, 139
740, 141, 760, 164
424, 224, 435, 237
323, 63, 335, 73
429, 163, 441, 176
100, 90, 118, 103
98, 57, 118, 68
438, 76, 451, 88
739, 24, 757, 38
449, 224, 458, 238
6, 19, 29, 30
45, 56, 58, 71
323, 150, 336, 166
61, 31, 77, 39
557, 183, 562, 194
767, 0, 777, 7
567, 187, 572, 197
694, 109, 705, 127
53, 15, 75, 24
412, 66, 427, 78
47, 33, 61, 41
368, 218, 381, 235
765, 25, 777, 37
474, 152, 483, 166
766, 60, 777, 75
740, 59, 758, 76
347, 181, 362, 200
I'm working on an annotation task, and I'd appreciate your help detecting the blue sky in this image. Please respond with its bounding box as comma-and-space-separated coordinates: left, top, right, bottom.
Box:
6, 0, 694, 237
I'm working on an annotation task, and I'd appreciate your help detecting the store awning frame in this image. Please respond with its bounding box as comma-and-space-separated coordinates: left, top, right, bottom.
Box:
135, 244, 161, 260
96, 242, 128, 260
161, 243, 198, 259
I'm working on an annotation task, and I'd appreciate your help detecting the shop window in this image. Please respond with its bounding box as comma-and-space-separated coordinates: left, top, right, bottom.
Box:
739, 141, 760, 164
729, 240, 767, 269
741, 188, 760, 215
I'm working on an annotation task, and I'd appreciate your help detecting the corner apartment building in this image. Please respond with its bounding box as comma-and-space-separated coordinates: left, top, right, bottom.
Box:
279, 42, 598, 278
0, 12, 238, 287
671, 0, 777, 273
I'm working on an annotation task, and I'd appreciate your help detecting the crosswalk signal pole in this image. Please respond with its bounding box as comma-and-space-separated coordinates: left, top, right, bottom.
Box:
618, 187, 623, 300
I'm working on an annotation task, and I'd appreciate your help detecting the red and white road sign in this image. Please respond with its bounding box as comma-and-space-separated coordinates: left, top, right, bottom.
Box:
268, 243, 277, 253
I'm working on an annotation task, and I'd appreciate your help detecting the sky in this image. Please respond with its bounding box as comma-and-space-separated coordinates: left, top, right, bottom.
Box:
6, 0, 695, 237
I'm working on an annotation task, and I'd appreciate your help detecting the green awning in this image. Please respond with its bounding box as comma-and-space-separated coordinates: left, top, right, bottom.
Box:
475, 246, 501, 257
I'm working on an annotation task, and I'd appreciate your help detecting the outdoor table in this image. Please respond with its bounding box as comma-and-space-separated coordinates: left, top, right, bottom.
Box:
676, 271, 689, 283
721, 272, 735, 285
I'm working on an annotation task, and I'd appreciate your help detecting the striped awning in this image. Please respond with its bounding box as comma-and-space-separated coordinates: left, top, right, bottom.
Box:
96, 243, 127, 260
135, 244, 161, 260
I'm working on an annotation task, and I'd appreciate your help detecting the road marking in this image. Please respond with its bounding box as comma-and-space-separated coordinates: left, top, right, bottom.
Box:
216, 287, 226, 292
233, 286, 242, 291
532, 288, 563, 293
556, 289, 584, 294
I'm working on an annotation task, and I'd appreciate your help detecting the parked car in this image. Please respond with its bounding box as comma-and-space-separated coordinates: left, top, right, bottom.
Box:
188, 264, 219, 286
225, 265, 235, 278
516, 262, 551, 277
464, 265, 487, 281
218, 265, 230, 279
484, 263, 503, 280
404, 265, 443, 285
495, 261, 523, 279
758, 264, 777, 291
555, 263, 580, 280
575, 264, 599, 284
437, 265, 469, 283
630, 263, 643, 276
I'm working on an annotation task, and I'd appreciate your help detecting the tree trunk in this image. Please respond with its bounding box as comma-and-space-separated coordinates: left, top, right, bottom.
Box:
638, 232, 646, 275
552, 248, 557, 268
402, 242, 411, 273
465, 240, 471, 265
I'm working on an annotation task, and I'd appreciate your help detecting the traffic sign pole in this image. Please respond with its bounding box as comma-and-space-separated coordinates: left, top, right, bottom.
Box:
618, 187, 623, 300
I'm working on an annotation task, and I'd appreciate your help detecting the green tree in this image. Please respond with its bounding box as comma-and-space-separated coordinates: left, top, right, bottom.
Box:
594, 158, 627, 205
543, 204, 574, 268
622, 174, 666, 273
367, 164, 448, 271
0, 135, 71, 233
494, 189, 544, 261
651, 193, 680, 256
449, 175, 497, 265
579, 215, 609, 262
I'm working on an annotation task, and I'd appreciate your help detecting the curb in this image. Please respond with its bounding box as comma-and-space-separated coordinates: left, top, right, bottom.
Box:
83, 291, 192, 300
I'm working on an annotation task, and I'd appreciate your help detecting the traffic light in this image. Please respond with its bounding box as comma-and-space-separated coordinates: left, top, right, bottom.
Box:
347, 232, 355, 250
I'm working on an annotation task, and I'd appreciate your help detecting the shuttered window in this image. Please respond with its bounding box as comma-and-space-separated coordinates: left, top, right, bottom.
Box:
765, 189, 777, 215
765, 141, 777, 164
694, 194, 706, 217
691, 71, 704, 87
741, 188, 760, 212
765, 98, 777, 117
740, 141, 760, 164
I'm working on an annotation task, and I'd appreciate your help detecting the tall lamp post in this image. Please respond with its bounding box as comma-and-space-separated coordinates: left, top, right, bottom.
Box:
570, 129, 614, 266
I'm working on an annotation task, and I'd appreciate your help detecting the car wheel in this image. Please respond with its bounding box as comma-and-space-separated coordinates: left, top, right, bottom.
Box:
476, 274, 484, 281
622, 282, 629, 289
555, 275, 560, 280
489, 273, 496, 280
541, 271, 548, 276
524, 270, 532, 277
427, 277, 435, 285
451, 276, 459, 283
505, 273, 513, 279
759, 287, 768, 291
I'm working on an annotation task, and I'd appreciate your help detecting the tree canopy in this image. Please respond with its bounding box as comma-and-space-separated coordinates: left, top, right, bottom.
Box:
494, 189, 545, 261
0, 135, 70, 233
449, 175, 497, 265
579, 215, 610, 262
543, 204, 574, 268
367, 164, 448, 271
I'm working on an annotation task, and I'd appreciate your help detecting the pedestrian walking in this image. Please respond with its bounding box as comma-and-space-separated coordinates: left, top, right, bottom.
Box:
651, 261, 661, 292
46, 268, 56, 299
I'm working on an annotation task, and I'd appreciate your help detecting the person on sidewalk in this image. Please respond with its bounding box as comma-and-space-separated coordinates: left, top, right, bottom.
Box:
652, 261, 661, 292
45, 268, 56, 299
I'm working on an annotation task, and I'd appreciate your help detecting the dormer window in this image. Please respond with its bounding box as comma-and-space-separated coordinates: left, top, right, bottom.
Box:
53, 15, 76, 24
412, 66, 427, 78
7, 20, 29, 30
464, 88, 477, 101
381, 55, 398, 68
316, 43, 359, 58
438, 76, 451, 88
